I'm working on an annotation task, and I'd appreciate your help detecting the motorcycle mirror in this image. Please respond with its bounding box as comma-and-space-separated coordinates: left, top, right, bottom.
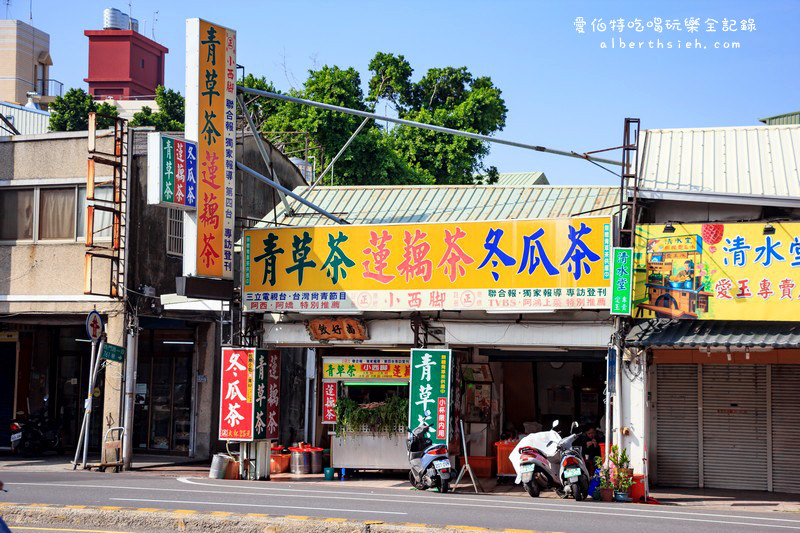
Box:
43, 395, 49, 403
552, 419, 559, 429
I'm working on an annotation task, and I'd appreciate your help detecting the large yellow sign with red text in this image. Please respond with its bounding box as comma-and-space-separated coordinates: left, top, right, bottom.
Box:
633, 222, 800, 321
188, 19, 236, 279
243, 217, 611, 312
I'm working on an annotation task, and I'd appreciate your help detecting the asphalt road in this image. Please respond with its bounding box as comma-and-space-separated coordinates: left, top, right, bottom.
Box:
2, 471, 799, 532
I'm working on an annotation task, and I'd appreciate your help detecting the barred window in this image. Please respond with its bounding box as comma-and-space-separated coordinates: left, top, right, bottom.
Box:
166, 208, 183, 257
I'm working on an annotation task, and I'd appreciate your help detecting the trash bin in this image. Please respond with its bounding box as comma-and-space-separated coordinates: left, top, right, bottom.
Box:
289, 447, 311, 474
309, 447, 324, 474
209, 453, 230, 479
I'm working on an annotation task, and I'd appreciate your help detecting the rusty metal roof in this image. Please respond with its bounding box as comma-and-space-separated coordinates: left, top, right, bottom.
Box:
638, 124, 800, 207
257, 184, 620, 227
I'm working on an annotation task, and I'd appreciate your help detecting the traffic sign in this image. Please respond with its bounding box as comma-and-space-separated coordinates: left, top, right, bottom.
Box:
86, 311, 104, 342
101, 342, 125, 363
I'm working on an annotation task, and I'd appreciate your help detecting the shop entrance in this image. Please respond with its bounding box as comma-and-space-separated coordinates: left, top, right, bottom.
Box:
0, 340, 16, 447
133, 329, 194, 454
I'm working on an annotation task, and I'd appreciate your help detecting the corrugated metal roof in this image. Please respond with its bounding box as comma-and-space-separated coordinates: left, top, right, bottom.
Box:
0, 101, 50, 135
258, 184, 620, 227
638, 125, 800, 206
759, 111, 800, 125
494, 172, 549, 186
626, 319, 800, 348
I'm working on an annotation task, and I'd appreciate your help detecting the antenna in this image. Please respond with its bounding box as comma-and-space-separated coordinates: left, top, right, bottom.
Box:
127, 0, 132, 28
151, 10, 158, 40
4, 0, 11, 20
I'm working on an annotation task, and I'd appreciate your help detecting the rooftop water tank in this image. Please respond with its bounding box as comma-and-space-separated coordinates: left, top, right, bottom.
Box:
103, 7, 130, 30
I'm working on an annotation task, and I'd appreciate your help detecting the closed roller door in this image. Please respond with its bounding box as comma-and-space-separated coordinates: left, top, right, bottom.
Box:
772, 365, 800, 494
702, 365, 767, 491
655, 365, 698, 487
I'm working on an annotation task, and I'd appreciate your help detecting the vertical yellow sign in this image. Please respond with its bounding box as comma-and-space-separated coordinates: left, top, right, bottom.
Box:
189, 19, 236, 279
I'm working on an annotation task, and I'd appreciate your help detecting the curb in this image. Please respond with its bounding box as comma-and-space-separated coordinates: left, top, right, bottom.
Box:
0, 503, 542, 532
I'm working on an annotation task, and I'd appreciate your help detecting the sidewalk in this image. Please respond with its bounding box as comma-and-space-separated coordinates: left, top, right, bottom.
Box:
0, 452, 208, 476
650, 487, 800, 513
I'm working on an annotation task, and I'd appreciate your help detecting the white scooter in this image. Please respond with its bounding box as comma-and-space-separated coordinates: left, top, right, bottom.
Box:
508, 420, 591, 500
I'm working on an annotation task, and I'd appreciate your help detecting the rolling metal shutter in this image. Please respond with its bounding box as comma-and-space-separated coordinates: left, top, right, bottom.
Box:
655, 365, 698, 487
772, 365, 800, 494
702, 365, 767, 491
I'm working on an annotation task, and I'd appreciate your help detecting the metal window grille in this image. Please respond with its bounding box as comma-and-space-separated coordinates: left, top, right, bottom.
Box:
166, 208, 183, 257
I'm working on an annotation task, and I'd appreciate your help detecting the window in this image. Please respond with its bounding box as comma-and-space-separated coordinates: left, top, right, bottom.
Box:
0, 185, 113, 243
166, 208, 183, 257
77, 186, 114, 240
0, 189, 34, 240
38, 187, 75, 240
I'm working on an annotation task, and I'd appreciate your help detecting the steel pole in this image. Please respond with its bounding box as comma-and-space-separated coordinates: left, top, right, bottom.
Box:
308, 117, 371, 192
236, 162, 348, 224
237, 85, 623, 167
81, 338, 104, 468
122, 320, 138, 470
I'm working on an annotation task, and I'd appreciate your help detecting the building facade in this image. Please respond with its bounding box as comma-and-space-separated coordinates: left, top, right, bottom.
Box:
0, 19, 61, 108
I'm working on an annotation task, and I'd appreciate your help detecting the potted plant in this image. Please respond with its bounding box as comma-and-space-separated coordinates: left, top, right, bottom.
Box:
333, 396, 409, 438
608, 444, 634, 481
594, 456, 614, 502
614, 471, 633, 502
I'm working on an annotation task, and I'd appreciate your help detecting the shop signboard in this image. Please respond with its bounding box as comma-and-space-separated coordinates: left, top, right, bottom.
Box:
306, 317, 369, 341
322, 356, 410, 380
253, 349, 280, 440
633, 222, 800, 321
322, 381, 337, 425
409, 349, 452, 445
242, 216, 612, 313
100, 342, 125, 363
186, 18, 236, 279
219, 347, 255, 441
611, 247, 633, 315
607, 346, 616, 396
146, 133, 198, 209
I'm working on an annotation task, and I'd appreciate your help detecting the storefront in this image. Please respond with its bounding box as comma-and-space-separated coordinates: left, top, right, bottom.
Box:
629, 221, 800, 494
244, 206, 619, 473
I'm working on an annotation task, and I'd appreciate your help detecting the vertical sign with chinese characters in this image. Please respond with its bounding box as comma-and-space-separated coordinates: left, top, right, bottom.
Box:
611, 247, 633, 315
409, 349, 452, 446
322, 381, 337, 425
187, 19, 236, 279
219, 347, 254, 441
147, 133, 200, 209
264, 350, 280, 440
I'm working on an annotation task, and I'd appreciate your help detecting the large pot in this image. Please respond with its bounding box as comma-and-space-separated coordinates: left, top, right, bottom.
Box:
599, 488, 614, 502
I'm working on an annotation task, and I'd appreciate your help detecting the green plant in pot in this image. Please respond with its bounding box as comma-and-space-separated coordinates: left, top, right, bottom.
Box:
595, 456, 614, 502
334, 396, 409, 438
609, 444, 634, 482
614, 471, 634, 501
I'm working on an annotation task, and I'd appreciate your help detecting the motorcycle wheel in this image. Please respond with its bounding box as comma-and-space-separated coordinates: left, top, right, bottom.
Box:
523, 480, 540, 498
555, 487, 567, 499
409, 471, 425, 490
439, 480, 450, 493
572, 482, 584, 501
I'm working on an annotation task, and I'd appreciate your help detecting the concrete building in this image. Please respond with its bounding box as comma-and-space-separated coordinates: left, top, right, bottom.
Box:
0, 127, 306, 460
84, 29, 167, 99
0, 19, 61, 108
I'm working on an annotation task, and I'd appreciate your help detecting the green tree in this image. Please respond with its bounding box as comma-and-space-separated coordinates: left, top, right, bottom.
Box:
129, 85, 185, 131
48, 88, 118, 131
244, 53, 506, 186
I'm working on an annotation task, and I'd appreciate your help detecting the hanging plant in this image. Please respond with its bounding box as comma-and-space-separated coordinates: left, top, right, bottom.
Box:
334, 396, 409, 437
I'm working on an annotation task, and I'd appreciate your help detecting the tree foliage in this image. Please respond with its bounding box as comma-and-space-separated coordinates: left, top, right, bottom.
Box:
129, 85, 185, 131
48, 88, 118, 131
243, 52, 507, 186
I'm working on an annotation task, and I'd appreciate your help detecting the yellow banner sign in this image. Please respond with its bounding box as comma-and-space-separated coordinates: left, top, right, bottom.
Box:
322, 357, 410, 380
633, 222, 800, 321
188, 19, 236, 279
243, 217, 611, 312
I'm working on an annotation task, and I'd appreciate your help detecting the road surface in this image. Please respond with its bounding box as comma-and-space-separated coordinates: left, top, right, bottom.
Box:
1, 471, 798, 532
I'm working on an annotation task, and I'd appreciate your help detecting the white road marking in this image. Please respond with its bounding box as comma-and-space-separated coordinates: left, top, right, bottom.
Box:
177, 476, 800, 524
108, 497, 406, 515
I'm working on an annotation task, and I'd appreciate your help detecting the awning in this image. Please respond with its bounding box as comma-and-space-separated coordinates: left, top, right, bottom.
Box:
626, 319, 800, 349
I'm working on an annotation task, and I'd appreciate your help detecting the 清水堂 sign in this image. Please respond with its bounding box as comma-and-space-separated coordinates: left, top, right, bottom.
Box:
242, 216, 611, 312
633, 222, 800, 321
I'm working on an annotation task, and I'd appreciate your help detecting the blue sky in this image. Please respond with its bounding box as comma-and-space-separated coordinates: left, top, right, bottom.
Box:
12, 0, 800, 185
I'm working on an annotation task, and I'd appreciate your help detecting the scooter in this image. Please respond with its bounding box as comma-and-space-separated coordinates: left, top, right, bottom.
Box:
510, 420, 591, 501
9, 396, 63, 456
407, 423, 451, 493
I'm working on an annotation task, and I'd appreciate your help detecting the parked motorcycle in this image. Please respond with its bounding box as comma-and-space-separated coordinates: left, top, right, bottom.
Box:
510, 420, 591, 501
9, 396, 63, 456
407, 423, 451, 493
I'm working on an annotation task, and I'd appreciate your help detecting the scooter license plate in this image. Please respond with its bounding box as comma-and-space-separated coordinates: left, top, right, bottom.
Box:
10, 432, 21, 442
564, 467, 581, 478
520, 463, 535, 473
433, 459, 450, 469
